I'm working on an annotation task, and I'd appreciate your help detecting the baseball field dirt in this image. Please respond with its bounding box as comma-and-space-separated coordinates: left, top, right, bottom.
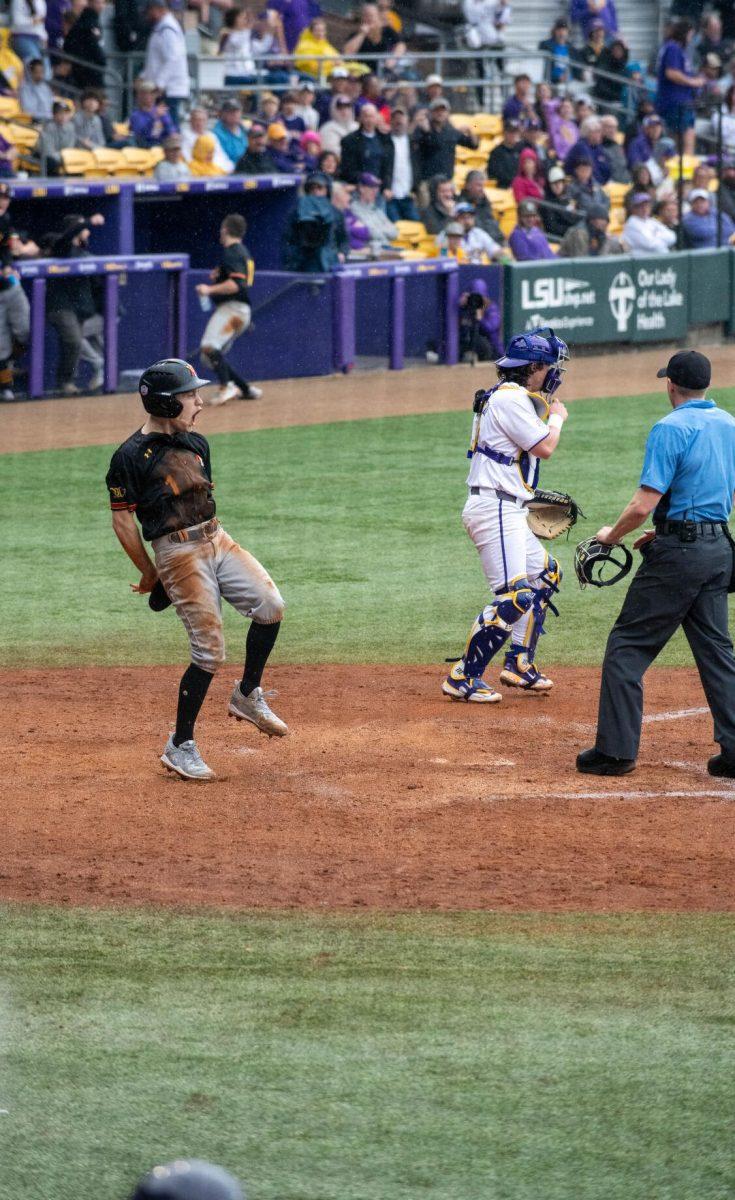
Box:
4, 664, 734, 912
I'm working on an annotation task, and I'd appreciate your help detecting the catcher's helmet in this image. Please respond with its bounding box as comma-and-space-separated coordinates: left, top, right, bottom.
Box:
574, 538, 633, 588
496, 327, 569, 395
130, 1160, 244, 1200
139, 358, 210, 418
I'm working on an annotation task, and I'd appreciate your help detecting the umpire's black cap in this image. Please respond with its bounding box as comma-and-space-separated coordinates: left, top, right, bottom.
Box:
657, 350, 711, 390
130, 1159, 245, 1200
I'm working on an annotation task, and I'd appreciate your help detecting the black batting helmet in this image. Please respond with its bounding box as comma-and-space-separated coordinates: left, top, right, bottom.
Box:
139, 358, 210, 418
130, 1159, 244, 1200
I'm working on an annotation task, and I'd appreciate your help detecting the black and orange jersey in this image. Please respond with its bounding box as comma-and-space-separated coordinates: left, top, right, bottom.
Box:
106, 429, 215, 542
212, 242, 254, 306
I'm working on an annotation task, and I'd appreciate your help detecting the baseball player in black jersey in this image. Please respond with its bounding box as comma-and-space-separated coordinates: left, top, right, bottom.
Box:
196, 212, 262, 406
106, 358, 286, 781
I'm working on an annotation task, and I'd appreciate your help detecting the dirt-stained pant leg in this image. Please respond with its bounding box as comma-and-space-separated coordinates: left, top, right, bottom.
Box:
152, 537, 226, 672
214, 528, 285, 625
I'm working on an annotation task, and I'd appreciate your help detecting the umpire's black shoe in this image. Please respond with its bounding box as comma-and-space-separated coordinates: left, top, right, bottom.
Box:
707, 753, 735, 778
576, 747, 636, 776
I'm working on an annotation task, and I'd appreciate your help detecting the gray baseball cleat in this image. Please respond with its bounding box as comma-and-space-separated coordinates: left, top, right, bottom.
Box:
228, 683, 288, 736
160, 735, 216, 780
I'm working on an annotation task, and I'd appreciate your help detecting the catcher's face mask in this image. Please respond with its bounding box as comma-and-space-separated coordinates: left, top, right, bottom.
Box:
574, 538, 633, 588
495, 327, 569, 396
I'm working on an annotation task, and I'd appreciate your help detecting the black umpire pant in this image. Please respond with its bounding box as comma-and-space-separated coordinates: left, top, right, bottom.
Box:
595, 526, 735, 760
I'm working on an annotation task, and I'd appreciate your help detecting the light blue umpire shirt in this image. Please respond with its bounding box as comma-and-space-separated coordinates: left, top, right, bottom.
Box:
639, 398, 735, 522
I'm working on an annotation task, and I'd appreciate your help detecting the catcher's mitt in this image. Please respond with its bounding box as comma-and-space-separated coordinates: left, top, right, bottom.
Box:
526, 489, 583, 540
574, 538, 633, 588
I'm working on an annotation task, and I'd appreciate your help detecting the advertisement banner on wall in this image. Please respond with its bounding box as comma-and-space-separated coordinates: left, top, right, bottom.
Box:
504, 253, 690, 344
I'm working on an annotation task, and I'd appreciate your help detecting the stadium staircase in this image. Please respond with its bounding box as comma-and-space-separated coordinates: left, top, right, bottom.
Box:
503, 0, 665, 77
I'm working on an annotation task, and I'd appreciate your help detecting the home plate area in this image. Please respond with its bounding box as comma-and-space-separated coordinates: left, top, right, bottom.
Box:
4, 664, 734, 913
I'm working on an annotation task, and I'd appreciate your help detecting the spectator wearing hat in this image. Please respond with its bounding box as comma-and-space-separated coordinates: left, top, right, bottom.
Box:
682, 187, 735, 247
283, 172, 350, 271
319, 96, 357, 155
599, 113, 630, 182
267, 122, 301, 172
558, 203, 623, 256
439, 220, 466, 260
539, 164, 579, 239
486, 118, 522, 187
566, 150, 610, 217
509, 199, 556, 260
384, 105, 419, 220
143, 0, 190, 128
565, 117, 611, 184
296, 80, 320, 131
422, 73, 445, 106
543, 94, 579, 161
266, 0, 319, 53
18, 58, 53, 121
235, 122, 280, 174
626, 113, 667, 176
413, 96, 475, 181
502, 73, 536, 126
294, 16, 340, 79
37, 99, 75, 174
63, 0, 106, 89
343, 3, 406, 75
511, 147, 544, 204
72, 89, 105, 150
657, 18, 704, 154
448, 201, 505, 262
420, 175, 456, 234
213, 99, 247, 166
338, 102, 389, 186
130, 80, 175, 148
300, 130, 322, 172
330, 180, 370, 253
458, 169, 505, 243
254, 91, 280, 127
188, 133, 226, 176
539, 19, 572, 85
154, 132, 189, 180
570, 0, 618, 41
315, 65, 351, 123
181, 105, 233, 172
622, 190, 677, 253
349, 171, 397, 254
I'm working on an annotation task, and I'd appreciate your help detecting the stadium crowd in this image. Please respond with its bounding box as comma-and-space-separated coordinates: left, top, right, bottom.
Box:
1, 0, 735, 390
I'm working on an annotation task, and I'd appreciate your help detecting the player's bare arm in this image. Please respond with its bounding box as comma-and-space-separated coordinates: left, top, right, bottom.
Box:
111, 508, 158, 593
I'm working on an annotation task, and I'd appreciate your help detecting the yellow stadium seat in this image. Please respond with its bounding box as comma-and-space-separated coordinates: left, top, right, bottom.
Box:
113, 121, 130, 138
604, 181, 629, 206
392, 219, 425, 246
83, 147, 126, 178
121, 146, 157, 174
0, 97, 21, 121
664, 154, 701, 180
61, 147, 96, 175
499, 205, 517, 238
1, 121, 38, 150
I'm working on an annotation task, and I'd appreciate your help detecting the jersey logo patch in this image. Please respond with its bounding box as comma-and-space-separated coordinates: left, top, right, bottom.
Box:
110, 485, 125, 499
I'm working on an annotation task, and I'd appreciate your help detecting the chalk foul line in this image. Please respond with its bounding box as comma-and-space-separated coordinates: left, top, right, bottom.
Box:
643, 707, 710, 724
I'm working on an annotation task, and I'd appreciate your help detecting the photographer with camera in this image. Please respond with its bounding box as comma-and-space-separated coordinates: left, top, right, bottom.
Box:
459, 277, 503, 364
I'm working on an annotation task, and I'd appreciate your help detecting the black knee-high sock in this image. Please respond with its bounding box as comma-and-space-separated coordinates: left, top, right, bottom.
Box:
241, 621, 280, 695
174, 663, 214, 745
223, 355, 251, 393
207, 348, 231, 386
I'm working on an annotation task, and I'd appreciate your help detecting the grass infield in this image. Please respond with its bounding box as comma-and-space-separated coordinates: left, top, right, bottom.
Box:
1, 905, 734, 1200
2, 387, 735, 668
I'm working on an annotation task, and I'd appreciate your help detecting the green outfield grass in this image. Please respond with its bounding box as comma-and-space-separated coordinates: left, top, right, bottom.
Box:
3, 388, 735, 668
1, 905, 733, 1200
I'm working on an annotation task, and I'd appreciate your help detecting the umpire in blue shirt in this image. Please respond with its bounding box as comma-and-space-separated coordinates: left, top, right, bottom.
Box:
578, 350, 735, 777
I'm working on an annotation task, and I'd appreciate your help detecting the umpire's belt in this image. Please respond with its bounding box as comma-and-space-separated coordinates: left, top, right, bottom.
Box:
166, 517, 220, 544
470, 485, 529, 508
654, 519, 725, 538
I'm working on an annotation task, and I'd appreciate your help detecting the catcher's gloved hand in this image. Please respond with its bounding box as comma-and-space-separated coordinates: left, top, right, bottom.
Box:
526, 489, 583, 540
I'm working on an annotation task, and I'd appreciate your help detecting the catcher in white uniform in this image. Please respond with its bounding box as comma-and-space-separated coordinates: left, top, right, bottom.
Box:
443, 327, 570, 703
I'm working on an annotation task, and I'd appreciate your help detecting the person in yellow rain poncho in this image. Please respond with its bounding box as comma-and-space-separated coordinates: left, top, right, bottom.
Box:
187, 134, 226, 177
0, 29, 25, 93
294, 17, 341, 80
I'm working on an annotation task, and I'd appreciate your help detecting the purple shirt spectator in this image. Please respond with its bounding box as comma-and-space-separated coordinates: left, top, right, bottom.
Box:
564, 139, 610, 185
657, 39, 696, 112
45, 0, 70, 49
682, 206, 735, 248
266, 0, 321, 52
344, 207, 370, 251
627, 130, 659, 168
130, 106, 175, 147
543, 98, 579, 160
509, 224, 556, 260
570, 0, 618, 40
